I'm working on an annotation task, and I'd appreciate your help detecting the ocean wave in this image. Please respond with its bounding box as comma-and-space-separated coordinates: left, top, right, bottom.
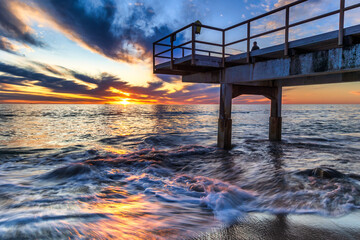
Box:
1, 142, 359, 239
39, 163, 93, 180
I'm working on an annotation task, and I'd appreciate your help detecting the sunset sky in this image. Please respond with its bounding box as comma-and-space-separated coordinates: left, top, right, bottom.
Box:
0, 0, 360, 104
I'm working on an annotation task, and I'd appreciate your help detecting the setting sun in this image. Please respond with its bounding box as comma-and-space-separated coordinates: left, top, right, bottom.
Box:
119, 99, 130, 105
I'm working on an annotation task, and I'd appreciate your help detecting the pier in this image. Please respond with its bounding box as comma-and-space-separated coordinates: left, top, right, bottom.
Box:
153, 0, 360, 149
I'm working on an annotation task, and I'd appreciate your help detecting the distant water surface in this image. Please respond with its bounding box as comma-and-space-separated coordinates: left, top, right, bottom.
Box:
0, 104, 359, 239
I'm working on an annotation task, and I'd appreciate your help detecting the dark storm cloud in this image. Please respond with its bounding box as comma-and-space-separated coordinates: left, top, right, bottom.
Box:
0, 0, 43, 47
33, 0, 172, 61
0, 74, 25, 85
0, 0, 174, 60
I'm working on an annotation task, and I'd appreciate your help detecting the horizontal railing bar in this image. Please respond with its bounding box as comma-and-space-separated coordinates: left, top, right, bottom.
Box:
154, 21, 228, 44
200, 24, 224, 32
289, 9, 340, 28
225, 27, 286, 47
345, 3, 360, 11
156, 42, 228, 57
184, 48, 220, 55
155, 43, 171, 47
155, 41, 192, 50
156, 47, 231, 58
250, 26, 286, 39
155, 56, 172, 59
225, 0, 308, 31
154, 41, 192, 56
193, 49, 230, 55
172, 41, 193, 49
225, 21, 247, 31
195, 40, 223, 47
153, 23, 192, 44
225, 37, 248, 47
155, 48, 171, 57
156, 44, 229, 57
195, 53, 232, 57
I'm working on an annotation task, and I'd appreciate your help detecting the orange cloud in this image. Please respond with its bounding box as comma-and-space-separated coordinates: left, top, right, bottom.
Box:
350, 91, 360, 96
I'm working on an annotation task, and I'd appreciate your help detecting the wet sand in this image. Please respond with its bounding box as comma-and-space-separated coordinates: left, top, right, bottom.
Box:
195, 211, 360, 240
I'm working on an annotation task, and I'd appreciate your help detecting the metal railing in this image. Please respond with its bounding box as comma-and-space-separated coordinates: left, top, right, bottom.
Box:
153, 0, 360, 71
153, 23, 229, 70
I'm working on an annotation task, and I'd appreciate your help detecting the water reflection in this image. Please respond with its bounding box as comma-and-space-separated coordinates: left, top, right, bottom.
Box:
1, 104, 360, 239
81, 194, 166, 239
267, 142, 286, 189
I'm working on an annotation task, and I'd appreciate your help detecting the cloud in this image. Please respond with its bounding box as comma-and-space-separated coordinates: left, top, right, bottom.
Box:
0, 0, 185, 62
0, 37, 19, 54
274, 0, 326, 11
0, 61, 181, 103
0, 92, 96, 103
274, 0, 297, 8
26, 0, 179, 62
0, 0, 44, 47
350, 91, 360, 96
0, 60, 223, 104
0, 62, 90, 94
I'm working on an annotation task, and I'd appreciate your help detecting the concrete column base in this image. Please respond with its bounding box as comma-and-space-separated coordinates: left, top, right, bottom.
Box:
218, 118, 232, 149
269, 117, 282, 141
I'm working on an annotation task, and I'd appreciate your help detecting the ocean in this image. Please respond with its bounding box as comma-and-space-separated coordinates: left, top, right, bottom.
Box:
0, 104, 360, 239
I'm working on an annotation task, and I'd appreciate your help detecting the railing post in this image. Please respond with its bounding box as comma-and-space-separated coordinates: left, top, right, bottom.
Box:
339, 0, 345, 46
222, 30, 225, 68
285, 6, 290, 56
192, 24, 195, 65
247, 21, 251, 63
153, 43, 155, 73
182, 48, 185, 57
170, 35, 174, 70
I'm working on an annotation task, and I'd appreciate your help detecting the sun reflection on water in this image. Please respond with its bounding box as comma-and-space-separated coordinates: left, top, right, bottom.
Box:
79, 194, 171, 239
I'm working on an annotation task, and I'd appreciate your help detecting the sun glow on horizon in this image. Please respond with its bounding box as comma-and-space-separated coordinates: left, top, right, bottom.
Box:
120, 99, 130, 105
108, 98, 132, 105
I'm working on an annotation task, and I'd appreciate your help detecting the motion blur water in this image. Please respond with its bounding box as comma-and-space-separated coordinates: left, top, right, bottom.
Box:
0, 104, 360, 239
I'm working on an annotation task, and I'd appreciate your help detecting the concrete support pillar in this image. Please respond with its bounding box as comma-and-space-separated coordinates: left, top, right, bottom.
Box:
218, 83, 233, 149
269, 86, 282, 141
